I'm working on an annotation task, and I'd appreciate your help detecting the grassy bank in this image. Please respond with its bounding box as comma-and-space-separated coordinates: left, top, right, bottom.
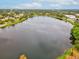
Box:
58, 48, 79, 59
58, 18, 79, 59
58, 48, 72, 59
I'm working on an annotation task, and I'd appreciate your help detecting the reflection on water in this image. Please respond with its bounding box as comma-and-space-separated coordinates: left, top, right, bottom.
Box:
0, 16, 73, 59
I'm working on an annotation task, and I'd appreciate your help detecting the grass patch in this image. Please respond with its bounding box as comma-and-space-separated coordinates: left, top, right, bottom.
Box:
58, 48, 72, 59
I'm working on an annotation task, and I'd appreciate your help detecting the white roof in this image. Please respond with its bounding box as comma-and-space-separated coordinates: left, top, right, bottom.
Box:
75, 14, 79, 16
65, 15, 76, 19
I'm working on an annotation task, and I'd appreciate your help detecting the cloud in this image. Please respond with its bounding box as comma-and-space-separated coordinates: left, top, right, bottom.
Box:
32, 0, 79, 9
33, 0, 79, 5
50, 4, 62, 9
14, 2, 42, 9
12, 0, 79, 9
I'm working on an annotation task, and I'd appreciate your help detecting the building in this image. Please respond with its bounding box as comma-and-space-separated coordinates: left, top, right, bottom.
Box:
65, 15, 76, 21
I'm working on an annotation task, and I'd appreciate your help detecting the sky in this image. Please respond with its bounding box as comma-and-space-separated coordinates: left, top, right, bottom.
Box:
0, 0, 79, 9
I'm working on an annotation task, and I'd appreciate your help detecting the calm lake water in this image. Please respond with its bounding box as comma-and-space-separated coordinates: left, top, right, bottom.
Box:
0, 16, 73, 59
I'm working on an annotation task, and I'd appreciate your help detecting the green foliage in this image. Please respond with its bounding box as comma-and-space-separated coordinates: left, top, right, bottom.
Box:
70, 21, 79, 52
75, 22, 79, 26
72, 26, 79, 40
74, 44, 79, 50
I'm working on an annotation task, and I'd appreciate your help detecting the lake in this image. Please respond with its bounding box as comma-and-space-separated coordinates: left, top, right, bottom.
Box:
0, 16, 73, 59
